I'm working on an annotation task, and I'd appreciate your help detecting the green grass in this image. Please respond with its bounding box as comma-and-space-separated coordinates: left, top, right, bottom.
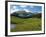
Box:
11, 16, 42, 32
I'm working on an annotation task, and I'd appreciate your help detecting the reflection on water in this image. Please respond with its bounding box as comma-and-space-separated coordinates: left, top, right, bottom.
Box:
10, 24, 16, 29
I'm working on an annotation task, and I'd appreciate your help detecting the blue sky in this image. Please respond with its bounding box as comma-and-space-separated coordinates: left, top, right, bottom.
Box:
10, 5, 42, 13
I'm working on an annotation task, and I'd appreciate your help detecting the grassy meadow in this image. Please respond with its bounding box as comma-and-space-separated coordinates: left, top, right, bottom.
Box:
11, 16, 41, 32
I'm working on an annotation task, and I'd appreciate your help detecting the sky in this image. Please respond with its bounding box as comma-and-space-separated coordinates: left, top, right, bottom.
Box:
10, 5, 42, 13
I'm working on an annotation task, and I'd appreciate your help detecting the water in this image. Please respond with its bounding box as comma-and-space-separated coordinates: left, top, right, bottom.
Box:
10, 24, 16, 29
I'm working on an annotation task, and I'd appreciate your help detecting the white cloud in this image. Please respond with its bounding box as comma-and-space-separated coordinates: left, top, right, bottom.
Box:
38, 11, 41, 13
11, 9, 19, 14
11, 6, 20, 14
11, 8, 32, 14
10, 5, 33, 14
20, 5, 26, 8
30, 6, 34, 8
24, 9, 31, 12
12, 6, 16, 10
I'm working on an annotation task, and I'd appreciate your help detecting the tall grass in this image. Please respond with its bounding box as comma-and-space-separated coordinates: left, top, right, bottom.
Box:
11, 16, 41, 32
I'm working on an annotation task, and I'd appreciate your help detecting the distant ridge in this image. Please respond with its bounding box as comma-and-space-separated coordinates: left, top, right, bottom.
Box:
11, 11, 41, 18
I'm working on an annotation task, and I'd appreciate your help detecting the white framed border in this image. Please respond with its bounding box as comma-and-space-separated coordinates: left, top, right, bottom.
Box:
5, 1, 45, 36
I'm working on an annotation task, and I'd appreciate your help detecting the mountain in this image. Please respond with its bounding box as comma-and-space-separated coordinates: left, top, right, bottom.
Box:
11, 11, 41, 18
11, 11, 32, 18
